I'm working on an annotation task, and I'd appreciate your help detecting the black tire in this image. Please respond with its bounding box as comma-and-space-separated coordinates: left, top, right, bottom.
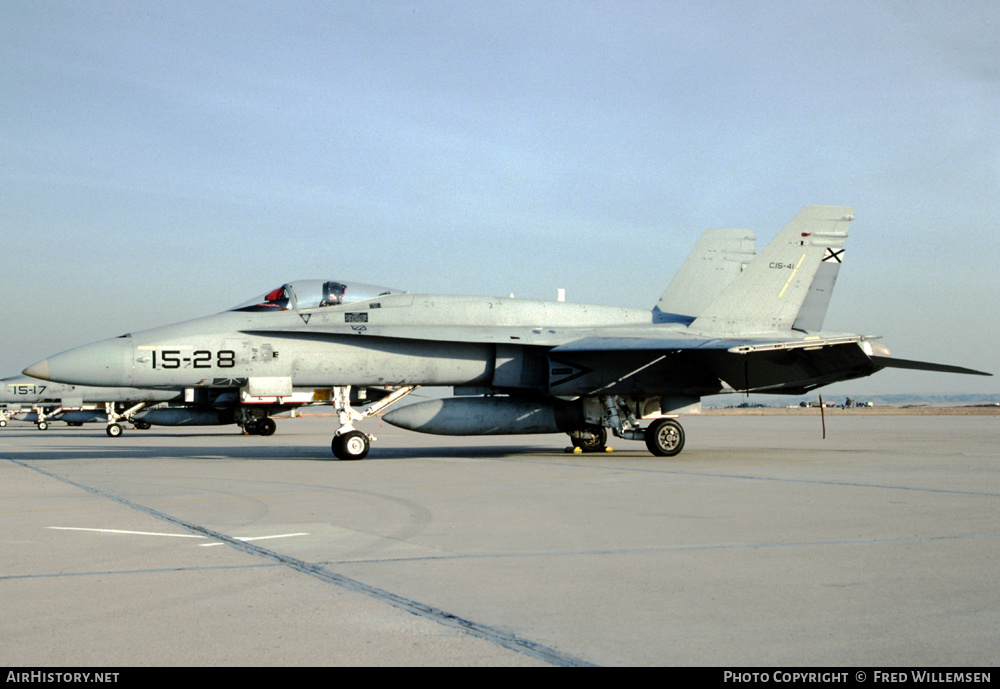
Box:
38, 421, 49, 431
258, 418, 277, 436
645, 419, 684, 457
332, 430, 370, 460
106, 423, 123, 438
571, 426, 607, 452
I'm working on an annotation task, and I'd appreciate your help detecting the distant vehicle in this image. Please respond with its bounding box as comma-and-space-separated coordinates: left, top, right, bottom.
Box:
24, 207, 991, 457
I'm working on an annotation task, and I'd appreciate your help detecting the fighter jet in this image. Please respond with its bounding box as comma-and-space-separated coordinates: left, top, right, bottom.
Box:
1, 375, 176, 433
0, 374, 341, 436
23, 207, 990, 459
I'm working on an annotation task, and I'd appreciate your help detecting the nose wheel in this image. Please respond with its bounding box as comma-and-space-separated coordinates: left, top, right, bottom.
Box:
332, 430, 370, 460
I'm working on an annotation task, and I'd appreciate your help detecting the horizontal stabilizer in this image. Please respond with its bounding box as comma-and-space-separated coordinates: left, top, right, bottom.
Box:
870, 356, 992, 377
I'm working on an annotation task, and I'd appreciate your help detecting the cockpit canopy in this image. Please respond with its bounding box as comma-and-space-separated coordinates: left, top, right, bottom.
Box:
233, 280, 404, 312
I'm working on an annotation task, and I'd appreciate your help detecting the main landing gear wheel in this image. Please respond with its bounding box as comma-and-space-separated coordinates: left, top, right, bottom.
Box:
332, 430, 370, 460
645, 418, 684, 457
257, 418, 277, 436
37, 421, 49, 431
106, 423, 123, 438
571, 426, 607, 452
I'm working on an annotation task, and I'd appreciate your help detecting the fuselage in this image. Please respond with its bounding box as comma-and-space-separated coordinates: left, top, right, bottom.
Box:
28, 293, 661, 391
24, 281, 881, 401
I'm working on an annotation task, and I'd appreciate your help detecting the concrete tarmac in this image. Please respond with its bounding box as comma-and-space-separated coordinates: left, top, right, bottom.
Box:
1, 413, 997, 666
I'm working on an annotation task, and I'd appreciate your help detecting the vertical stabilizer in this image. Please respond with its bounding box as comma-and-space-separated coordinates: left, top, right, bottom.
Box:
653, 228, 756, 323
689, 206, 853, 335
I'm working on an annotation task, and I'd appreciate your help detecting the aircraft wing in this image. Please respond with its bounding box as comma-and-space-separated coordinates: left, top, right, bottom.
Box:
243, 321, 990, 381
240, 323, 857, 351
549, 334, 869, 354
246, 319, 989, 394
547, 335, 990, 397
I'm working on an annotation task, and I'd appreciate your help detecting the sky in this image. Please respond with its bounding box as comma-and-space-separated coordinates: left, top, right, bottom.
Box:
2, 0, 997, 397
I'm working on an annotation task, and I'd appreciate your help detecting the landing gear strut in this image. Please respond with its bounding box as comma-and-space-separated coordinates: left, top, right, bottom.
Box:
30, 404, 59, 431
104, 402, 146, 438
329, 385, 419, 460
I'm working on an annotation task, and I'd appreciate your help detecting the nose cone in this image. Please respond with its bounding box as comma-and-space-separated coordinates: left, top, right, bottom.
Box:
23, 336, 134, 387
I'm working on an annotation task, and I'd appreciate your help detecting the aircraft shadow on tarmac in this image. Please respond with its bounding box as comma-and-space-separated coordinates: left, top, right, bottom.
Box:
1, 427, 568, 462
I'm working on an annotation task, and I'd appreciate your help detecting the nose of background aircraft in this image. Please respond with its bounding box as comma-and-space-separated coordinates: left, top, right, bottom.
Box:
23, 335, 134, 387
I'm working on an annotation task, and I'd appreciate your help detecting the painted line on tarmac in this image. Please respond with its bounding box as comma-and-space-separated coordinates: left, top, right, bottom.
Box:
4, 456, 595, 668
48, 526, 207, 538
199, 532, 310, 546
46, 526, 309, 546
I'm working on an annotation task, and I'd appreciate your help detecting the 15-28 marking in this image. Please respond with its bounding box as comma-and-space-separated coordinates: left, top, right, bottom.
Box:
151, 350, 236, 369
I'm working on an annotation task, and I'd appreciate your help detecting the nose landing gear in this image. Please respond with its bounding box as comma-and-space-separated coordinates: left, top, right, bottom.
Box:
329, 385, 419, 460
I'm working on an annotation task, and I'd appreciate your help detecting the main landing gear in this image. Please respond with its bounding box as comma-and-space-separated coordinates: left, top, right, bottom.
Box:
644, 418, 685, 456
568, 396, 686, 457
330, 385, 419, 460
242, 417, 277, 436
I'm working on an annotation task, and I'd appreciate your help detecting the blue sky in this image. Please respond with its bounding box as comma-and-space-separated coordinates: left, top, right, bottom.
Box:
2, 1, 997, 396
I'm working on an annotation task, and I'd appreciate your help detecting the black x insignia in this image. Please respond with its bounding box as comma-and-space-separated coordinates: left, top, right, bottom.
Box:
823, 248, 845, 263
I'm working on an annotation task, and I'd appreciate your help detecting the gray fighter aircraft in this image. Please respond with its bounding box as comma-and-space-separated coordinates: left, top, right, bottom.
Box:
1, 374, 175, 432
23, 207, 990, 459
0, 374, 340, 436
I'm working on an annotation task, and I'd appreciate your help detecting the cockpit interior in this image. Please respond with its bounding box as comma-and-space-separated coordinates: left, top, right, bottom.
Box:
233, 280, 403, 312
